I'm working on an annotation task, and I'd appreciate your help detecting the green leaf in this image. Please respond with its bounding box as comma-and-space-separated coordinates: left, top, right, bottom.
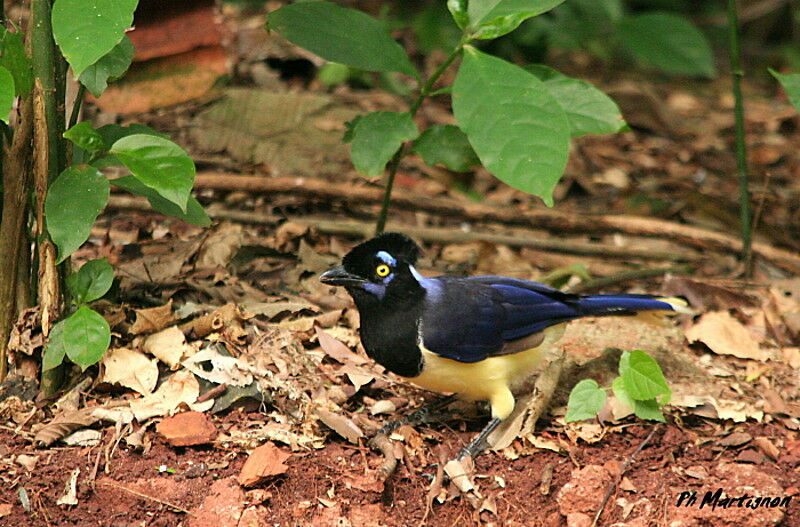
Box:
52, 0, 138, 78
66, 258, 114, 304
770, 69, 800, 114
64, 121, 107, 152
79, 35, 134, 97
612, 377, 666, 422
412, 125, 479, 171
468, 0, 567, 39
45, 165, 110, 263
565, 379, 607, 422
110, 134, 196, 212
43, 320, 67, 371
0, 27, 32, 97
526, 64, 626, 137
74, 124, 168, 166
348, 111, 418, 177
268, 1, 416, 77
447, 0, 470, 29
414, 2, 463, 53
632, 398, 666, 422
111, 175, 211, 227
63, 305, 111, 371
619, 350, 671, 401
0, 66, 14, 123
618, 12, 716, 78
452, 47, 569, 206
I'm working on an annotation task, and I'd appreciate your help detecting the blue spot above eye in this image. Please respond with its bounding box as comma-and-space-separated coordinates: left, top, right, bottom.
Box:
376, 251, 396, 267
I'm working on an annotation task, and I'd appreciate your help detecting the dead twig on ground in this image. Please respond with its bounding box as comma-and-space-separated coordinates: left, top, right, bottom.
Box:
186, 173, 800, 272
93, 480, 195, 516
107, 195, 700, 264
591, 423, 663, 527
368, 432, 397, 482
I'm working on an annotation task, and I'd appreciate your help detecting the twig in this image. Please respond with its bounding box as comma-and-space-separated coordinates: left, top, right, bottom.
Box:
567, 265, 692, 294
591, 423, 663, 526
107, 195, 699, 264
93, 480, 195, 515
727, 0, 753, 274
185, 173, 800, 272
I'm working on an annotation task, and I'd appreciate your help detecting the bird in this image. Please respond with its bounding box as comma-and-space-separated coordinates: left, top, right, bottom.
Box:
320, 232, 688, 459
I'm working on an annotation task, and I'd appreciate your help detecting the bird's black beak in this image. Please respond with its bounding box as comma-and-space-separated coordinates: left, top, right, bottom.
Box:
320, 266, 366, 286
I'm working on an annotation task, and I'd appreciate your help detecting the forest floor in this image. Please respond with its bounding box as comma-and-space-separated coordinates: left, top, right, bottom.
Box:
2, 6, 800, 527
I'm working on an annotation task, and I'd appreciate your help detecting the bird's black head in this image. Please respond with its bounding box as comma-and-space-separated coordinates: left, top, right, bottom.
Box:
320, 232, 424, 307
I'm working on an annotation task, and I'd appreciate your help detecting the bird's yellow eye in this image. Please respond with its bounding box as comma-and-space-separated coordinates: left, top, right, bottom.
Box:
375, 264, 391, 277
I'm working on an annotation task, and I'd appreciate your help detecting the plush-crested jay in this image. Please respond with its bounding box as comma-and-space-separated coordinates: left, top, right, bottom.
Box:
320, 232, 687, 458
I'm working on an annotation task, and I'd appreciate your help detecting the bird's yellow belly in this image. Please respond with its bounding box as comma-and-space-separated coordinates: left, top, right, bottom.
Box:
402, 324, 566, 419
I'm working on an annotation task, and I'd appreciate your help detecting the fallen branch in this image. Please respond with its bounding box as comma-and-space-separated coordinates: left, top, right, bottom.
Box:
189, 172, 800, 272
106, 196, 699, 264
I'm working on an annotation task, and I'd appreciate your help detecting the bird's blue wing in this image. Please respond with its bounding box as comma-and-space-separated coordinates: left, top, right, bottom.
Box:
419, 275, 677, 363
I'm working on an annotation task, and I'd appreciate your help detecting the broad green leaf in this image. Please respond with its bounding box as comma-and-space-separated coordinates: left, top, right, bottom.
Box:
268, 2, 416, 77
348, 111, 418, 177
52, 0, 137, 78
64, 121, 107, 152
468, 0, 566, 39
317, 62, 351, 86
63, 305, 111, 370
45, 165, 110, 263
111, 134, 196, 212
565, 379, 606, 422
770, 69, 800, 114
447, 0, 470, 29
612, 377, 666, 422
111, 175, 211, 227
74, 123, 168, 166
414, 2, 462, 53
619, 350, 671, 401
618, 13, 716, 78
79, 35, 134, 97
66, 258, 114, 304
453, 47, 569, 205
0, 66, 14, 123
0, 27, 32, 96
632, 398, 666, 422
526, 65, 626, 137
43, 320, 67, 371
412, 125, 479, 171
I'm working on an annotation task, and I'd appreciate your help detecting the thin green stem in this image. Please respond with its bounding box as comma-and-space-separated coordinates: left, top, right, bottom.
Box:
374, 44, 465, 235
68, 83, 86, 130
727, 0, 752, 274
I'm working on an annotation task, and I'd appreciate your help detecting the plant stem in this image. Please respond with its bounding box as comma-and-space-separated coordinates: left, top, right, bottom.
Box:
32, 0, 67, 394
726, 0, 752, 274
374, 45, 465, 235
68, 84, 85, 130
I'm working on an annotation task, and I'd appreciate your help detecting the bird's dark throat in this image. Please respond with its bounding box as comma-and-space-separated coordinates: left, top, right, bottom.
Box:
348, 278, 425, 378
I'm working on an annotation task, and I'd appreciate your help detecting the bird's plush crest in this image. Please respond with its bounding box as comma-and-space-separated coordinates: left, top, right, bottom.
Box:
342, 232, 421, 275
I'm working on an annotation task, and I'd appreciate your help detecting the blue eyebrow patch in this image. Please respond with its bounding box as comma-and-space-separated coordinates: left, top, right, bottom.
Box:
376, 251, 396, 266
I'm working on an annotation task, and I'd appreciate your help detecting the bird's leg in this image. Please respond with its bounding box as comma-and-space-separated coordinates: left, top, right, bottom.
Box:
377, 393, 458, 436
457, 417, 502, 460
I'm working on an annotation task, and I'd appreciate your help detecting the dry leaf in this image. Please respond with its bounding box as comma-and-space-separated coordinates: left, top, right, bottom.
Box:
444, 457, 475, 493
195, 222, 243, 269
100, 347, 159, 395
315, 408, 364, 444
315, 326, 365, 363
685, 311, 768, 361
238, 443, 291, 487
34, 407, 103, 447
129, 300, 176, 335
141, 326, 196, 369
129, 370, 213, 421
56, 468, 80, 506
182, 347, 254, 386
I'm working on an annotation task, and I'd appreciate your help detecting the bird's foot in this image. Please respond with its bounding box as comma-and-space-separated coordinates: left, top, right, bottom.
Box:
376, 393, 458, 437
